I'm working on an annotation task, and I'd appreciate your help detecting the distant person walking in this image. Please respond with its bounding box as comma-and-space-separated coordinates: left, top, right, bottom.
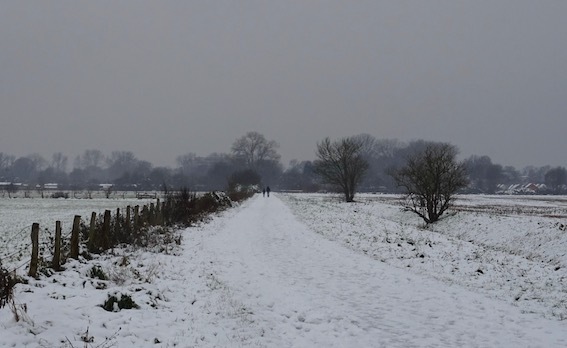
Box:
266, 186, 271, 197
262, 188, 266, 197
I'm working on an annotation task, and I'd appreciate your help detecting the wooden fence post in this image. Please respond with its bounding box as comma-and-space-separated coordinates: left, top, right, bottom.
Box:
52, 221, 62, 271
161, 201, 166, 225
115, 207, 121, 236
149, 203, 155, 226
125, 206, 131, 232
28, 223, 39, 277
134, 205, 140, 231
154, 198, 162, 225
69, 215, 81, 259
101, 210, 111, 250
141, 205, 149, 226
88, 212, 97, 251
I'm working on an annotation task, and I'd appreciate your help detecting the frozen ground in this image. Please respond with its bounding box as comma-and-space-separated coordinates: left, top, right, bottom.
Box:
1, 193, 567, 347
0, 197, 156, 272
280, 194, 567, 321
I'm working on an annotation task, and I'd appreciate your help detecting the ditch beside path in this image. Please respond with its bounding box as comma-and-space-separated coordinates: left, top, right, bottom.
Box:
195, 194, 567, 347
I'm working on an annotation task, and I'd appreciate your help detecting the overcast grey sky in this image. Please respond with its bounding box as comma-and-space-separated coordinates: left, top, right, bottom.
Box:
1, 1, 566, 169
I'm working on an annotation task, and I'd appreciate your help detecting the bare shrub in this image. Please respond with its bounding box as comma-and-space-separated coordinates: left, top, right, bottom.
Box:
227, 189, 254, 203
163, 187, 197, 226
314, 136, 369, 202
391, 142, 468, 223
0, 263, 14, 309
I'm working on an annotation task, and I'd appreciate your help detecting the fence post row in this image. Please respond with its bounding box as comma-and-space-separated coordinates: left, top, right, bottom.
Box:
25, 199, 166, 276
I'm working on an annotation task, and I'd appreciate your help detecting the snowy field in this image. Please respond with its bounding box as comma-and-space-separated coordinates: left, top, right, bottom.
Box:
1, 193, 567, 347
281, 193, 567, 321
0, 197, 157, 271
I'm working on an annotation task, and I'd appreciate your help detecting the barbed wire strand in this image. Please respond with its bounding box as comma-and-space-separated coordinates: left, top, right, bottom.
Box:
2, 224, 34, 245
9, 258, 31, 273
0, 240, 33, 261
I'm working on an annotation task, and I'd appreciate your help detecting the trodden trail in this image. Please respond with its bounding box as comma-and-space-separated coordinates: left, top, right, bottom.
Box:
190, 194, 567, 347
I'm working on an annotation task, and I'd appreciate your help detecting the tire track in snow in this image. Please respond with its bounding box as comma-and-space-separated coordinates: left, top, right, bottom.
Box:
200, 194, 567, 347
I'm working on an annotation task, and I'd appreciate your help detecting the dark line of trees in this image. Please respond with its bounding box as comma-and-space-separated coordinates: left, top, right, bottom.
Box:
1, 133, 565, 197
0, 132, 283, 195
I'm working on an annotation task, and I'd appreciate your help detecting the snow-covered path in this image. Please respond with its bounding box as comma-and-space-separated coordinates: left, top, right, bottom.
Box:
197, 194, 567, 347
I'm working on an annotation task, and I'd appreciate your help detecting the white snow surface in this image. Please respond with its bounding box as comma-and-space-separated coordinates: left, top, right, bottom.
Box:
2, 193, 567, 347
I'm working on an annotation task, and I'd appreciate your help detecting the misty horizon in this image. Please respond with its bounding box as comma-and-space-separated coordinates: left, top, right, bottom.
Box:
0, 131, 564, 172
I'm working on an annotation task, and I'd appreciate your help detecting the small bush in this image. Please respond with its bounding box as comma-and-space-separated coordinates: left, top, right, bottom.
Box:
88, 265, 108, 280
0, 264, 14, 309
195, 191, 232, 214
227, 189, 254, 203
195, 192, 220, 213
50, 191, 69, 199
163, 187, 197, 226
102, 293, 139, 312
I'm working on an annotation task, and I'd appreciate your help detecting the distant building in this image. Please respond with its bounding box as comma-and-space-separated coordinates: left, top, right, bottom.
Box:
497, 183, 547, 195
44, 183, 59, 190
99, 183, 113, 190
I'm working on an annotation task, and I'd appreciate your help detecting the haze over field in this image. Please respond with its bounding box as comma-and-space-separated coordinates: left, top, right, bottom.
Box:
1, 1, 566, 168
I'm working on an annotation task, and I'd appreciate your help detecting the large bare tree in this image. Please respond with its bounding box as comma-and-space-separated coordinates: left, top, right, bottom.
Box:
314, 136, 369, 202
231, 131, 280, 170
391, 142, 468, 224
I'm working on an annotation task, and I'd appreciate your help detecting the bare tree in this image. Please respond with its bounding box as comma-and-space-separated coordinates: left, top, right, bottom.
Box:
464, 155, 502, 193
6, 183, 18, 198
106, 151, 138, 180
544, 166, 567, 193
0, 153, 15, 174
176, 152, 197, 175
391, 142, 468, 224
74, 149, 105, 169
27, 153, 48, 172
352, 133, 378, 159
231, 131, 280, 170
10, 157, 38, 182
314, 136, 369, 202
51, 152, 68, 173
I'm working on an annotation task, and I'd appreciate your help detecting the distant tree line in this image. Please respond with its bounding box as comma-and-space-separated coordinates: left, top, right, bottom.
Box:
0, 132, 283, 195
307, 134, 566, 196
1, 132, 565, 196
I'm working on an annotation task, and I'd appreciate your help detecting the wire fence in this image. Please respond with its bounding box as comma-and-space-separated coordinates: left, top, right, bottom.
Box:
1, 200, 161, 277
2, 190, 251, 301
0, 225, 35, 274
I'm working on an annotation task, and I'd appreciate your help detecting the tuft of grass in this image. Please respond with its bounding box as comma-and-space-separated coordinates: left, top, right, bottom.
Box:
88, 265, 108, 280
102, 293, 139, 312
